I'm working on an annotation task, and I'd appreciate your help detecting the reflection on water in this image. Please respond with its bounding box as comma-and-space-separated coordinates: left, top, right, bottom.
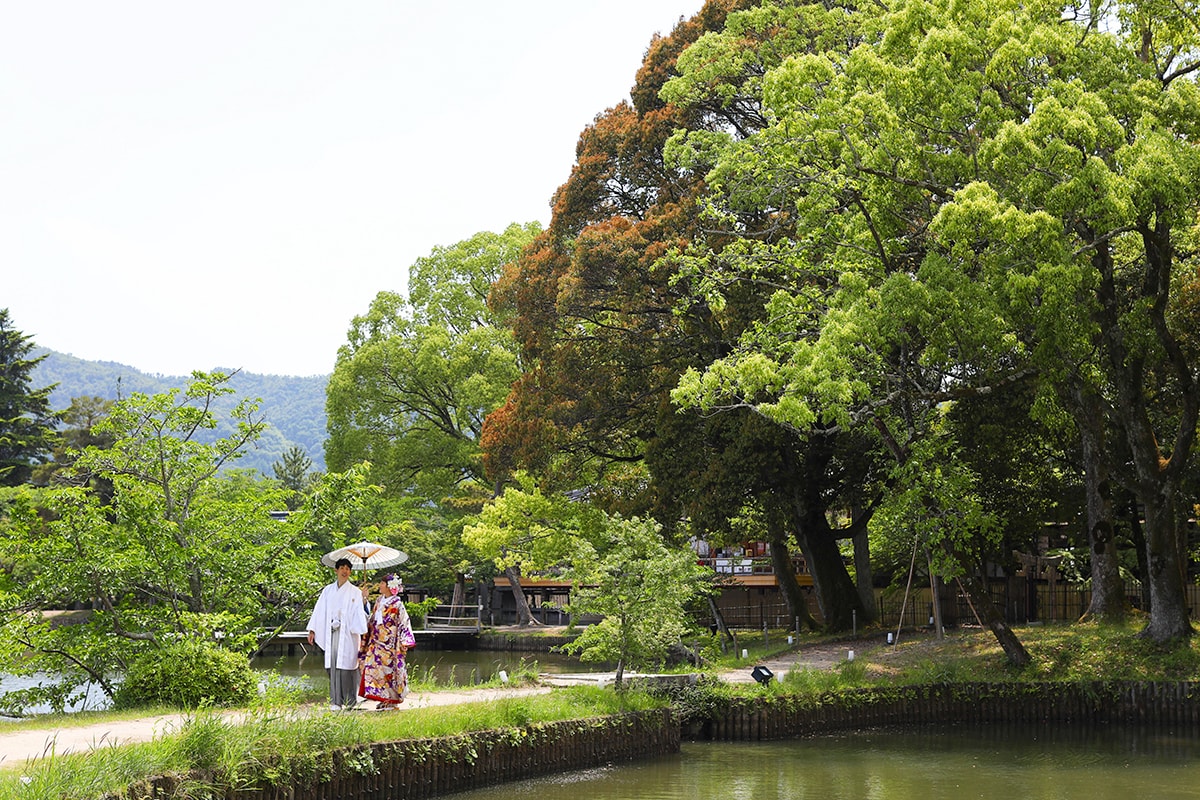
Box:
0, 672, 112, 715
450, 726, 1200, 800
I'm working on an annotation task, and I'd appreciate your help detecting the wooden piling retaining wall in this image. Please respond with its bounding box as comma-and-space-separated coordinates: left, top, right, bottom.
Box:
109, 682, 1200, 799
686, 681, 1200, 741
111, 709, 677, 800
473, 633, 577, 652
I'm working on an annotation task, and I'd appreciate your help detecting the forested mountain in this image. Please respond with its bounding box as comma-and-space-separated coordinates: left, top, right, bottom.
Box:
32, 349, 328, 474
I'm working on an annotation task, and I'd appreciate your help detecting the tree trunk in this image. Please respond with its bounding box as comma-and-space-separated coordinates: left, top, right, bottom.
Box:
1137, 484, 1191, 642
768, 530, 818, 631
957, 571, 1031, 667
852, 522, 877, 623
781, 433, 866, 632
1093, 225, 1195, 642
505, 565, 539, 627
794, 521, 865, 632
1072, 390, 1127, 622
1125, 498, 1152, 611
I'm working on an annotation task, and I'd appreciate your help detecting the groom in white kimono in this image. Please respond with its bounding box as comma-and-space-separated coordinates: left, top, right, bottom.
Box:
307, 557, 369, 709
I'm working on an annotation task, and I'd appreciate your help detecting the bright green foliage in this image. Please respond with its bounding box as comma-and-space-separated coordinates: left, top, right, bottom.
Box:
462, 474, 605, 573
0, 372, 324, 712
561, 515, 712, 688
0, 309, 60, 486
667, 0, 1200, 642
326, 223, 540, 503
114, 639, 256, 709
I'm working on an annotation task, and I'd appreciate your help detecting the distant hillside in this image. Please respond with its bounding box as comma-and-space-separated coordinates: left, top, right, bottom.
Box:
33, 349, 328, 474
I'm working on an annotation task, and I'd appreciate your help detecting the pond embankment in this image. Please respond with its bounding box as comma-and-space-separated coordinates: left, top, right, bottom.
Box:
103, 708, 678, 800
93, 680, 1200, 799
686, 680, 1200, 741
474, 627, 578, 652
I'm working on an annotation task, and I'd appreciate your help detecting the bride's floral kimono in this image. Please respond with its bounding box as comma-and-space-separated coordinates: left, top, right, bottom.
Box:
359, 590, 416, 706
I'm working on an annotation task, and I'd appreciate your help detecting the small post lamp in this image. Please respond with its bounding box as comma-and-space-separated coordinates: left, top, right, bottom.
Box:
751, 665, 774, 685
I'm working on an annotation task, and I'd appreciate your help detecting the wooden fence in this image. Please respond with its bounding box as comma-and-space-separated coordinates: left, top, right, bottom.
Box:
423, 604, 482, 633
702, 579, 1200, 632
688, 681, 1200, 741
109, 709, 677, 800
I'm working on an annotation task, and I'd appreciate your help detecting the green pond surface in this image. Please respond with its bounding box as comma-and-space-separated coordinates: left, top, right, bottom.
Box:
450, 725, 1200, 800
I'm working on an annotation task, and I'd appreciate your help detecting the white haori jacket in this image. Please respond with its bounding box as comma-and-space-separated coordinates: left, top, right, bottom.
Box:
306, 579, 369, 670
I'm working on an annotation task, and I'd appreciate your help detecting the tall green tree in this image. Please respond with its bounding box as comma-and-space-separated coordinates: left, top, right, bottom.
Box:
325, 223, 541, 601
326, 223, 540, 502
0, 309, 60, 486
0, 372, 324, 712
272, 444, 314, 510
668, 0, 1200, 649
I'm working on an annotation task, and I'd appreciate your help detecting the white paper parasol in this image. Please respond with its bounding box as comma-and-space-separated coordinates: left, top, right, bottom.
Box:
321, 541, 408, 572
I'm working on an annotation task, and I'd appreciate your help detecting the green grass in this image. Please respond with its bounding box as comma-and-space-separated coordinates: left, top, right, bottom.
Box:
870, 620, 1200, 684
0, 687, 665, 800
741, 619, 1200, 696
7, 620, 1200, 798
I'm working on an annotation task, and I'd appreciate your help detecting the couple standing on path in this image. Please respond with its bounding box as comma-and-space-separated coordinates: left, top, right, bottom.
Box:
306, 558, 416, 710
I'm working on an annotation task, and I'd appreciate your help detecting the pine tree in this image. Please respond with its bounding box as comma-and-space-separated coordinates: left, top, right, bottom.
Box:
272, 444, 313, 509
0, 309, 61, 485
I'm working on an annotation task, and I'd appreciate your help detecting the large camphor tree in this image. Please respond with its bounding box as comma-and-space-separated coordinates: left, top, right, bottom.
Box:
668, 0, 1200, 653
486, 0, 886, 632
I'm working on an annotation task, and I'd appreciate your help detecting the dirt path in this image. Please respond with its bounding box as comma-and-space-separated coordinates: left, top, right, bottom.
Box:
718, 639, 863, 683
0, 686, 552, 769
0, 640, 867, 768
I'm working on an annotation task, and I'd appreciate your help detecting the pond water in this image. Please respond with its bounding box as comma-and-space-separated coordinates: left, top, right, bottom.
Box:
0, 649, 597, 716
450, 725, 1200, 800
251, 647, 597, 688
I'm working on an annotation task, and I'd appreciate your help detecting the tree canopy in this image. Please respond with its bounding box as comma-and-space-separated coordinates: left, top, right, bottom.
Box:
667, 0, 1200, 646
0, 309, 59, 486
0, 372, 330, 712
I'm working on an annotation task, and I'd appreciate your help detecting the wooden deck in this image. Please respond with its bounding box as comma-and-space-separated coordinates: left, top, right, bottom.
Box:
493, 558, 814, 589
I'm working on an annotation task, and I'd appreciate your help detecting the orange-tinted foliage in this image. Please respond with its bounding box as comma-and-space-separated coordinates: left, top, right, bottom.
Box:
483, 0, 759, 493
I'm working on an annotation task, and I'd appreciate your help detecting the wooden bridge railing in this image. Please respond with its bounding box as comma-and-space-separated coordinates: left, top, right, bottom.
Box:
423, 604, 482, 633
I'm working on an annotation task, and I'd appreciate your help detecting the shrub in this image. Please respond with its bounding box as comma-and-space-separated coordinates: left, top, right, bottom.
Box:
115, 640, 256, 709
405, 596, 441, 629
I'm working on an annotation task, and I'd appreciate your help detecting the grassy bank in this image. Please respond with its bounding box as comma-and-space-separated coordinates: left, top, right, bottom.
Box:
693, 619, 1200, 704
795, 620, 1200, 686
0, 687, 665, 799
4, 619, 1198, 799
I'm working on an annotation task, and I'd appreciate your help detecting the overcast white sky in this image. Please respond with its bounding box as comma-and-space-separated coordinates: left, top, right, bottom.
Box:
1, 1, 705, 377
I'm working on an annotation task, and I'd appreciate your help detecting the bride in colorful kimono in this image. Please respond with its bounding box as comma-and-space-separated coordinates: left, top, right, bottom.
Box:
359, 573, 416, 708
